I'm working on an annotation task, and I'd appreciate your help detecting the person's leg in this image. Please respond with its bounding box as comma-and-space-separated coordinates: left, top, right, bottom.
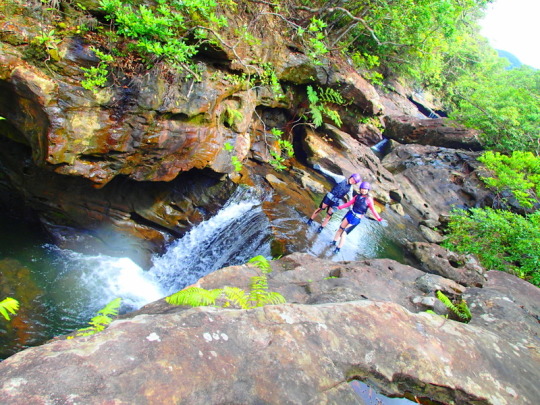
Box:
337, 222, 358, 248
308, 207, 321, 222
333, 217, 349, 244
320, 206, 334, 227
317, 206, 334, 232
308, 202, 326, 224
337, 226, 352, 248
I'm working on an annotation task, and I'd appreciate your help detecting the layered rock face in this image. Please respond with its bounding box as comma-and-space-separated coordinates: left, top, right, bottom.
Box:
0, 253, 538, 404
0, 0, 489, 261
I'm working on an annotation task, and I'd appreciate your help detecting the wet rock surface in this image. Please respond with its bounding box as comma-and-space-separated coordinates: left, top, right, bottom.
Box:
0, 253, 538, 404
383, 115, 483, 151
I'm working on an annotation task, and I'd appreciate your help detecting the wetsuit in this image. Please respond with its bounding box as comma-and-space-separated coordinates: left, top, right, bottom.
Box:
338, 194, 382, 233
320, 180, 352, 209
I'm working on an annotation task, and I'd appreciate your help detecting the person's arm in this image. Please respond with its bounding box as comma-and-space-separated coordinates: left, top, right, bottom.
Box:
313, 164, 346, 184
367, 198, 383, 221
344, 187, 354, 202
338, 195, 356, 210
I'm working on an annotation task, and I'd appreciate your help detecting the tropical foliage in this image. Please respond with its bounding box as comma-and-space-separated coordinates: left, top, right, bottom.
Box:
166, 256, 286, 309
478, 151, 540, 209
449, 65, 540, 154
442, 150, 540, 287
70, 298, 122, 338
0, 297, 19, 321
443, 208, 540, 286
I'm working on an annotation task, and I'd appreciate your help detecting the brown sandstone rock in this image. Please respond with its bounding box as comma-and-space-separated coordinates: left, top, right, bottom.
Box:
384, 115, 483, 151
382, 144, 492, 222
0, 254, 538, 405
407, 242, 487, 287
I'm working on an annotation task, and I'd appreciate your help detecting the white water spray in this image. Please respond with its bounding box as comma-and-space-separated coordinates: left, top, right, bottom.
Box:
48, 247, 165, 316
149, 187, 271, 294
44, 185, 270, 328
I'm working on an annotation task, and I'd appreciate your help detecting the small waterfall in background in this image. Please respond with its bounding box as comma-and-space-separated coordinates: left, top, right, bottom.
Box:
370, 137, 390, 157
149, 185, 272, 294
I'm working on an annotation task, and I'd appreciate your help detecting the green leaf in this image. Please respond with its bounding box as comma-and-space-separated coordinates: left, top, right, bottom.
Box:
248, 255, 272, 273
166, 287, 223, 306
0, 297, 19, 321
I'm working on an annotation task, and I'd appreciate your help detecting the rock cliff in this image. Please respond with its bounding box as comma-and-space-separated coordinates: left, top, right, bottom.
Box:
0, 0, 486, 263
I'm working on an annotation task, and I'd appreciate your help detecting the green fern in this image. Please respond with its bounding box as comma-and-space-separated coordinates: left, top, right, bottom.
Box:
248, 255, 272, 273
436, 291, 471, 322
267, 128, 294, 172
222, 286, 250, 309
0, 297, 19, 321
319, 87, 345, 104
166, 256, 286, 310
305, 85, 346, 128
224, 106, 243, 127
166, 287, 223, 306
71, 298, 122, 337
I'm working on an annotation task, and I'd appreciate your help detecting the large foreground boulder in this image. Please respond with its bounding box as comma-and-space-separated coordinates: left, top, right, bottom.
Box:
0, 254, 538, 404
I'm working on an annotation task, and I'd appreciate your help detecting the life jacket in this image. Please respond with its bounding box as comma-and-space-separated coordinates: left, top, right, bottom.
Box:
351, 194, 369, 216
329, 180, 351, 199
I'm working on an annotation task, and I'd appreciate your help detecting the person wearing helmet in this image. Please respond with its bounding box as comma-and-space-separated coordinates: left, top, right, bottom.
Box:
330, 181, 382, 254
308, 172, 361, 233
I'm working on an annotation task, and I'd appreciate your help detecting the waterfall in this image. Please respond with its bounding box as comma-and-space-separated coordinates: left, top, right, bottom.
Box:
50, 185, 271, 315
148, 185, 272, 295
370, 137, 390, 155
0, 185, 272, 357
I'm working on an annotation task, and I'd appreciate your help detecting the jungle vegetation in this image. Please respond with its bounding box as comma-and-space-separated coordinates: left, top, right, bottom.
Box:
3, 0, 539, 285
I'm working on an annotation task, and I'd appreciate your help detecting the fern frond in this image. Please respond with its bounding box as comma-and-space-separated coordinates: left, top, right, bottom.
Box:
306, 85, 319, 104
325, 109, 342, 127
223, 287, 250, 309
248, 255, 272, 273
249, 275, 269, 295
166, 287, 223, 307
436, 291, 471, 322
73, 298, 122, 337
455, 300, 472, 321
320, 88, 345, 104
97, 297, 122, 317
254, 291, 286, 307
436, 290, 456, 311
75, 327, 97, 337
310, 105, 324, 127
0, 297, 19, 321
89, 315, 114, 328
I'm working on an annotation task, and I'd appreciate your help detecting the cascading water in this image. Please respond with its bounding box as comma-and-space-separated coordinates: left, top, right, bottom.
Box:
0, 184, 271, 358
149, 185, 272, 294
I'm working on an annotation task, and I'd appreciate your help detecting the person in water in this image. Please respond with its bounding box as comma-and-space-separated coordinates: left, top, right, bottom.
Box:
307, 167, 362, 233
331, 181, 382, 254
